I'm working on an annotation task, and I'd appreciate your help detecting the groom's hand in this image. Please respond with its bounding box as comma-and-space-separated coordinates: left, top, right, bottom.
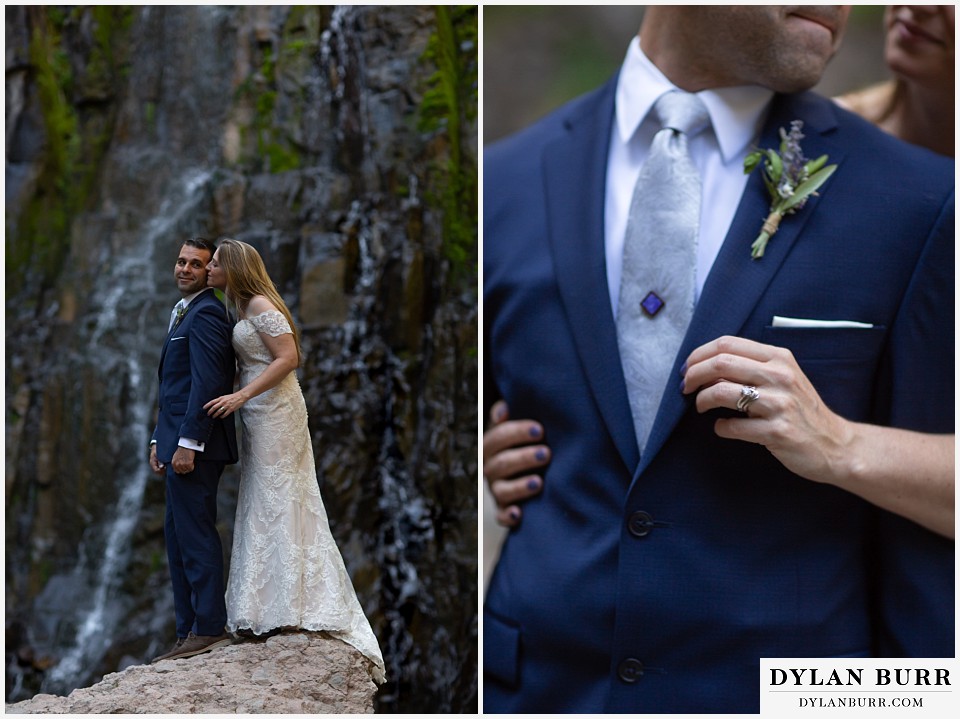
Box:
149, 444, 166, 476
171, 446, 196, 474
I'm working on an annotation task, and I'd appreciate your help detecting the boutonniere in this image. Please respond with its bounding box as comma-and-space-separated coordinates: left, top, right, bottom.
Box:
174, 303, 190, 326
743, 120, 837, 259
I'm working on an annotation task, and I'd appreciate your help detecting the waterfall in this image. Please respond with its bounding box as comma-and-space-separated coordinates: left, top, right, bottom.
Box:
321, 6, 352, 103
90, 170, 212, 347
39, 169, 212, 695
41, 363, 149, 691
320, 5, 377, 186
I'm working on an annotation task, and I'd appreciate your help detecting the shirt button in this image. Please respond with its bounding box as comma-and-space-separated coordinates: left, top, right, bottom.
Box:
618, 658, 645, 683
628, 510, 655, 537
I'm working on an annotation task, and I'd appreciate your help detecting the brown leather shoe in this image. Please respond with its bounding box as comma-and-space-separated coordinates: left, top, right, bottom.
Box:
156, 632, 231, 661
151, 636, 186, 663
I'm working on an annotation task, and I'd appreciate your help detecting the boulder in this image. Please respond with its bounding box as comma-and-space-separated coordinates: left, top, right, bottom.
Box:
5, 632, 378, 714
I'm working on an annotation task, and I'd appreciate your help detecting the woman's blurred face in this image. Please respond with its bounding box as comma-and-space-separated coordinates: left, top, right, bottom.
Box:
884, 5, 955, 92
206, 249, 227, 291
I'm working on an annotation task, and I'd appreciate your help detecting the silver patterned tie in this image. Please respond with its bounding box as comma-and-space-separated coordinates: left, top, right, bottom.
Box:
168, 300, 184, 332
616, 90, 710, 456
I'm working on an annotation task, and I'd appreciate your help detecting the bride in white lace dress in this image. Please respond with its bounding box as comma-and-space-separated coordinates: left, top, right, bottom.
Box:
204, 238, 385, 684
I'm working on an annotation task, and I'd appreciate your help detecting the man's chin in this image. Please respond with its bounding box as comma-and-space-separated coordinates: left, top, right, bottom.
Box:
178, 282, 205, 294
767, 60, 831, 94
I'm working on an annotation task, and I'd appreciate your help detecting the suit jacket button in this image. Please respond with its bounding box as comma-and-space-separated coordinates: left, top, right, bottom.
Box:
618, 658, 645, 683
628, 510, 655, 537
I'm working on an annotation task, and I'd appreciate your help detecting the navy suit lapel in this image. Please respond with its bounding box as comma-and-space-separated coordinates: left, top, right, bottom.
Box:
158, 318, 177, 374
158, 288, 214, 372
636, 92, 846, 477
542, 76, 641, 474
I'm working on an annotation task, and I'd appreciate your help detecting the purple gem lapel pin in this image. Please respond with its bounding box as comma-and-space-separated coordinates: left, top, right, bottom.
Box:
640, 291, 665, 318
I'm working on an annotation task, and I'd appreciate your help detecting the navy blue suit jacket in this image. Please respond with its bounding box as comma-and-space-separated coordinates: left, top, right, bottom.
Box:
153, 288, 238, 465
483, 78, 954, 713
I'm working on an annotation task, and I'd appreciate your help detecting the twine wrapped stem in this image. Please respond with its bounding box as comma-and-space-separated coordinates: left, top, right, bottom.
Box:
750, 210, 783, 259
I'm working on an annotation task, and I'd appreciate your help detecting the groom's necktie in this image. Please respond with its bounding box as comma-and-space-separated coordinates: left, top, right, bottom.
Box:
616, 90, 710, 457
168, 300, 185, 332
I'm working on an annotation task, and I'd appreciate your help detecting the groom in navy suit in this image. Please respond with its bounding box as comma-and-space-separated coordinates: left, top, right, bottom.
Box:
149, 237, 238, 662
483, 7, 954, 713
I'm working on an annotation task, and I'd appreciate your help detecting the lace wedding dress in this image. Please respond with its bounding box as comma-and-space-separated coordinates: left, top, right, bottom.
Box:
225, 310, 385, 683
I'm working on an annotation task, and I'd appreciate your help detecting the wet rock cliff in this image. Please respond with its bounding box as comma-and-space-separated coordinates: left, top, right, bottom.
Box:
5, 5, 477, 713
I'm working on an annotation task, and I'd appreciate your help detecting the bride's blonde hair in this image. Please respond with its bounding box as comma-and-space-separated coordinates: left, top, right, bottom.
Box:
216, 238, 302, 365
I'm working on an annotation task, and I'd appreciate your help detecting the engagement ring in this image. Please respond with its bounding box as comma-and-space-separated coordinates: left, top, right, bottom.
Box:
736, 385, 760, 415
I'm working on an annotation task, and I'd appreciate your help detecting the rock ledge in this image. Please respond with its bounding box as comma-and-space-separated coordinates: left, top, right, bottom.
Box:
6, 632, 377, 714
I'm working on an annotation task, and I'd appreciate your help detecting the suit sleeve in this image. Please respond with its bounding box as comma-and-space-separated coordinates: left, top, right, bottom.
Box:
870, 190, 954, 657
483, 314, 502, 428
178, 303, 233, 444
874, 191, 955, 432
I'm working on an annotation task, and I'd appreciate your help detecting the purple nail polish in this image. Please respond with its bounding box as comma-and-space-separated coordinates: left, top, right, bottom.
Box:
527, 478, 540, 491
535, 449, 547, 462
509, 508, 520, 520
529, 425, 542, 439
679, 378, 685, 393
679, 361, 687, 376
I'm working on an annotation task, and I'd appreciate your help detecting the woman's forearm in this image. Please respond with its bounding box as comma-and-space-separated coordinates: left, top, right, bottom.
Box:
237, 355, 298, 404
835, 426, 954, 539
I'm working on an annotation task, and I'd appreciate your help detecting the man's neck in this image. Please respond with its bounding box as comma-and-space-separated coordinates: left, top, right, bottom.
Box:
638, 29, 724, 93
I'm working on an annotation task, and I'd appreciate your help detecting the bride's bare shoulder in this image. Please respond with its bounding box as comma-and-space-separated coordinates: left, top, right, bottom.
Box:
833, 80, 895, 125
246, 295, 279, 317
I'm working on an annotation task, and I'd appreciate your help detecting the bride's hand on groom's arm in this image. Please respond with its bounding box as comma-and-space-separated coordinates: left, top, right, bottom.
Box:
204, 391, 248, 418
484, 400, 551, 528
210, 327, 297, 413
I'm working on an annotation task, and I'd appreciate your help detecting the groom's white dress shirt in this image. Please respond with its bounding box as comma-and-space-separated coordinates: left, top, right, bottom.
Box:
605, 37, 774, 315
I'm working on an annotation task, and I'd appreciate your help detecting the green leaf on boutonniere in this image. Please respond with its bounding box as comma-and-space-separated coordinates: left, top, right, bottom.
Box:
175, 303, 191, 326
743, 151, 762, 174
780, 163, 837, 213
744, 120, 837, 259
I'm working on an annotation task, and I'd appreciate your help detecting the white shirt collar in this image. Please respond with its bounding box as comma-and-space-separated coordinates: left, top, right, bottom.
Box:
615, 36, 774, 163
179, 288, 210, 307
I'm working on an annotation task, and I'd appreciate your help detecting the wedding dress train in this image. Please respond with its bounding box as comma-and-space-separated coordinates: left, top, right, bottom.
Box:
225, 310, 385, 683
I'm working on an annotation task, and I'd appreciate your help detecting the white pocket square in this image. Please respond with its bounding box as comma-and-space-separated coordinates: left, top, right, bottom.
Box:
772, 315, 873, 329
171, 336, 187, 341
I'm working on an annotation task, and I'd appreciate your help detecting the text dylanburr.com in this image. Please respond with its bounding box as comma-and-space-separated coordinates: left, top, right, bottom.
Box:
760, 659, 958, 717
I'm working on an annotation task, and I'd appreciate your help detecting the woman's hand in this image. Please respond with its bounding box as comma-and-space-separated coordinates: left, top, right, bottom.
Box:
204, 391, 247, 419
681, 335, 955, 539
483, 400, 551, 527
681, 335, 854, 483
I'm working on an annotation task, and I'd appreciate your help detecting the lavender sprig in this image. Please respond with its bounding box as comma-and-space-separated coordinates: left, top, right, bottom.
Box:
743, 120, 837, 259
